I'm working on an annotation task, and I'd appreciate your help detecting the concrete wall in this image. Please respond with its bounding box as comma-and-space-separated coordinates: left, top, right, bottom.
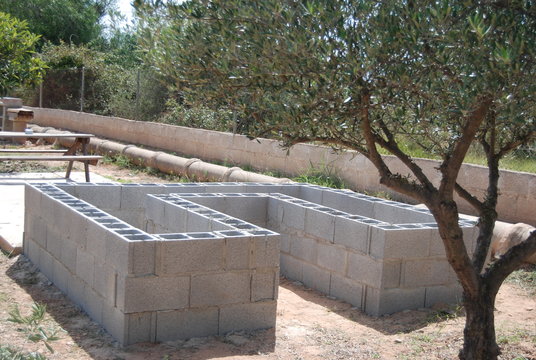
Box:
28, 107, 535, 225
24, 181, 477, 343
24, 183, 279, 345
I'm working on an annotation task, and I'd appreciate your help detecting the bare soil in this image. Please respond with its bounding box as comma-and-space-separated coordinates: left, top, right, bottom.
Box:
0, 152, 535, 360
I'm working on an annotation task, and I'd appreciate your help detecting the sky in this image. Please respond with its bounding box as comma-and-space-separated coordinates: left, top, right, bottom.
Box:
117, 0, 135, 24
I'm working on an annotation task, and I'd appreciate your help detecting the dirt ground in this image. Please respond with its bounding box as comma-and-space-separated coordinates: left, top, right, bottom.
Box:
0, 156, 535, 360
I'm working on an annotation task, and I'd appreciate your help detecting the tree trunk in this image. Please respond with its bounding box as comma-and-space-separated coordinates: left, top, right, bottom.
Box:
459, 289, 500, 360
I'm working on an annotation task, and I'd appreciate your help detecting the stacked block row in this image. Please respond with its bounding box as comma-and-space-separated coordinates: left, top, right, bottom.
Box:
24, 183, 279, 345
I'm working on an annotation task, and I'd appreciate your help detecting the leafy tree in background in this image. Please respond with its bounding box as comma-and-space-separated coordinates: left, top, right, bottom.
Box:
139, 1, 535, 359
0, 0, 114, 46
0, 12, 46, 95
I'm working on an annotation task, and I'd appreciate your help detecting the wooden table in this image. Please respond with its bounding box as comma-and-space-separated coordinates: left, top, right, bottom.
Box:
0, 132, 102, 182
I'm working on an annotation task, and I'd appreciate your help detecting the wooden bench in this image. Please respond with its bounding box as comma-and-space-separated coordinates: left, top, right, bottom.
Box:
0, 131, 102, 182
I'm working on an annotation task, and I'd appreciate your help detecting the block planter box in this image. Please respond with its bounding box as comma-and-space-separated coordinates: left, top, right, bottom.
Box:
24, 182, 477, 345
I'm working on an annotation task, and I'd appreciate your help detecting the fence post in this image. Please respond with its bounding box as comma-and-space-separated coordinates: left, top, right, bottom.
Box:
39, 82, 43, 108
136, 68, 140, 120
80, 66, 85, 112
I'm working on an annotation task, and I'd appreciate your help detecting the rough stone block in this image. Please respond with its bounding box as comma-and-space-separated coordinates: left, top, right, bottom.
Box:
117, 275, 190, 313
403, 260, 450, 287
302, 263, 331, 294
156, 238, 224, 275
156, 308, 219, 342
317, 242, 347, 274
333, 217, 369, 254
329, 274, 363, 309
280, 254, 303, 282
191, 272, 251, 307
225, 236, 253, 270
305, 208, 335, 242
252, 270, 277, 301
219, 300, 277, 335
254, 235, 280, 268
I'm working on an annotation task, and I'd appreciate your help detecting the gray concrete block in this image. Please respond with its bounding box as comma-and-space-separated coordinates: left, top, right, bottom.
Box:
117, 275, 190, 313
67, 273, 87, 309
69, 213, 89, 250
85, 221, 108, 261
279, 234, 291, 254
254, 236, 280, 268
127, 312, 156, 344
425, 284, 463, 308
280, 202, 306, 232
76, 248, 95, 286
27, 215, 47, 249
61, 238, 78, 274
24, 185, 42, 216
39, 248, 54, 282
369, 227, 431, 260
129, 240, 155, 276
428, 230, 446, 256
52, 258, 70, 294
163, 202, 188, 233
104, 232, 130, 274
219, 300, 277, 335
382, 260, 402, 289
334, 217, 370, 254
102, 304, 127, 345
377, 287, 426, 315
289, 236, 317, 263
321, 190, 344, 210
329, 274, 363, 309
145, 195, 166, 225
84, 286, 104, 324
45, 227, 63, 260
77, 184, 122, 211
403, 259, 451, 287
252, 270, 277, 301
302, 262, 331, 294
347, 253, 381, 287
121, 185, 168, 210
156, 307, 219, 342
191, 272, 251, 307
156, 238, 224, 275
185, 212, 211, 232
280, 254, 303, 282
24, 237, 41, 267
225, 236, 253, 270
316, 242, 347, 274
299, 186, 323, 204
305, 208, 335, 242
93, 261, 116, 303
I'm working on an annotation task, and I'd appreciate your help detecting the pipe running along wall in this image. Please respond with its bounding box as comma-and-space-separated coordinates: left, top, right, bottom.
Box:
28, 125, 292, 184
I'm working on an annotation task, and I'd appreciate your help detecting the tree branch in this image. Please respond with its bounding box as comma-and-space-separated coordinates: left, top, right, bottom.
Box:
486, 229, 536, 295
439, 98, 492, 198
455, 182, 483, 211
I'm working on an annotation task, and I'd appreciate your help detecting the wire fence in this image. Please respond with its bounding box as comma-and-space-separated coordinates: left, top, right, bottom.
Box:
22, 67, 168, 122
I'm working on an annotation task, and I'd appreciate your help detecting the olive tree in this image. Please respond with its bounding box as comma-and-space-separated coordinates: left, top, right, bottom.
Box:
0, 12, 45, 95
140, 1, 535, 358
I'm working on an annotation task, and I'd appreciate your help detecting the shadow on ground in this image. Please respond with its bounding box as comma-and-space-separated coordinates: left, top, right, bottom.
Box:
6, 255, 276, 360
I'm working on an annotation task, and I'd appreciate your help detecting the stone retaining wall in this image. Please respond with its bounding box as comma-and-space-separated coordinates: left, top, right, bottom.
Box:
27, 107, 535, 226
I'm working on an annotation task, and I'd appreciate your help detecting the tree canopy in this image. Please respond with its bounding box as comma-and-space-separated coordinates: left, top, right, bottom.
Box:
139, 1, 535, 359
0, 11, 46, 96
0, 0, 114, 45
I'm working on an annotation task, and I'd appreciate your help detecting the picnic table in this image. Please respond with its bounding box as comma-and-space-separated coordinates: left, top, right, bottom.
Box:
0, 131, 102, 182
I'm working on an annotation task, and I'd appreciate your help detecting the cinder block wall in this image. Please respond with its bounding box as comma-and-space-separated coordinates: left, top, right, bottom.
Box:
24, 183, 279, 346
28, 107, 536, 226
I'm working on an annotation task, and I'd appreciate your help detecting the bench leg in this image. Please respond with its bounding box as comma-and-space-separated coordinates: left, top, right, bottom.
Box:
84, 161, 90, 182
65, 160, 74, 179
